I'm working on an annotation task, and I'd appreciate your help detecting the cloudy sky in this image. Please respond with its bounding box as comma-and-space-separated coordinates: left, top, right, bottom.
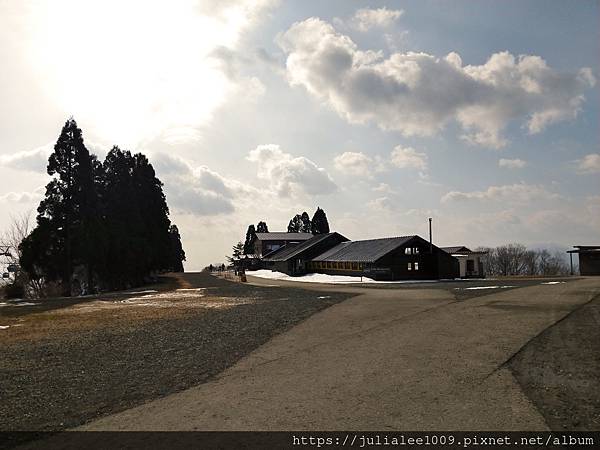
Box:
1, 0, 598, 270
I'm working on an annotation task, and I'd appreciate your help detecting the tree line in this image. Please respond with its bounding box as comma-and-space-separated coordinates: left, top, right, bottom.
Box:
477, 243, 570, 276
16, 118, 185, 297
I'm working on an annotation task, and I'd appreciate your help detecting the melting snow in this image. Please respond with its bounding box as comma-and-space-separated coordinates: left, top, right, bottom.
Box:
128, 290, 158, 294
14, 302, 40, 306
317, 296, 331, 299
0, 325, 9, 330
541, 281, 566, 285
247, 270, 445, 284
457, 285, 516, 290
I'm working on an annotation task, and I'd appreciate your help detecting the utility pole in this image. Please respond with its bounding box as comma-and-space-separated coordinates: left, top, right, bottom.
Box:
428, 218, 433, 253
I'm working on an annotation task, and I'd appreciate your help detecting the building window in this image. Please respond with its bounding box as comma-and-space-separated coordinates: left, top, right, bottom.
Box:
352, 262, 358, 270
405, 247, 412, 255
408, 262, 412, 271
345, 262, 351, 270
414, 262, 419, 271
358, 263, 364, 270
326, 262, 332, 269
414, 247, 420, 254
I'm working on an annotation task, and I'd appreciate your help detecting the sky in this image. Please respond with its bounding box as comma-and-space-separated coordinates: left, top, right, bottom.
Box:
0, 0, 598, 270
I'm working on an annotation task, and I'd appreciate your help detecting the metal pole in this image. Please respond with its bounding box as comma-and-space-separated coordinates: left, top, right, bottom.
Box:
428, 218, 433, 253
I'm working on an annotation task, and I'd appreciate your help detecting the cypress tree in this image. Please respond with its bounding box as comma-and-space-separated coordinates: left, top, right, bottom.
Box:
311, 207, 330, 234
168, 225, 186, 272
26, 118, 98, 295
243, 225, 257, 255
19, 119, 184, 294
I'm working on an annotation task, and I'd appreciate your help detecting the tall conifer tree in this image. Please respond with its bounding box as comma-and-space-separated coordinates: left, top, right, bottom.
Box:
311, 207, 330, 234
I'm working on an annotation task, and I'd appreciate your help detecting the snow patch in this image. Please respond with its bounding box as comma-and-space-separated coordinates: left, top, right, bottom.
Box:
541, 281, 565, 285
456, 285, 516, 290
176, 288, 205, 292
0, 325, 9, 330
128, 290, 158, 294
317, 296, 331, 299
247, 270, 443, 284
14, 302, 40, 306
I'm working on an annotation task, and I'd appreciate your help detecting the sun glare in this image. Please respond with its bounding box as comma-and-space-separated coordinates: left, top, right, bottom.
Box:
25, 0, 252, 147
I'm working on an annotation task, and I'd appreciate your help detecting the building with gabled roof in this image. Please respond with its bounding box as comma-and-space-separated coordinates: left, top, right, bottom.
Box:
253, 232, 314, 257
263, 232, 349, 276
440, 246, 487, 278
308, 235, 458, 281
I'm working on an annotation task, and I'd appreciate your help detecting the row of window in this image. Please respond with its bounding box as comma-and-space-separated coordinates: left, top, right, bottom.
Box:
404, 247, 421, 255
307, 261, 421, 271
307, 261, 365, 271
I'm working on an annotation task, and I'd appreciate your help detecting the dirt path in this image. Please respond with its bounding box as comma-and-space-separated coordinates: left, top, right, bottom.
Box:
80, 277, 600, 431
0, 273, 352, 433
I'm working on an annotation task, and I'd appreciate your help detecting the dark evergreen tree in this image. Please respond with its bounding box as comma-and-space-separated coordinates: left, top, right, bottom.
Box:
21, 118, 99, 295
243, 225, 257, 254
168, 225, 185, 272
256, 221, 269, 233
300, 212, 311, 233
287, 214, 303, 232
132, 152, 172, 273
311, 207, 330, 234
19, 119, 184, 295
101, 147, 139, 287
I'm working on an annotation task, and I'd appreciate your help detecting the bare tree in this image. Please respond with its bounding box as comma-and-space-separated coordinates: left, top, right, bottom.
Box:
522, 250, 539, 276
0, 212, 45, 297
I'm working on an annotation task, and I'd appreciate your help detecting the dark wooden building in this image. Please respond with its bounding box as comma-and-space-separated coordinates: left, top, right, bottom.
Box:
567, 245, 600, 276
309, 235, 459, 281
253, 232, 313, 257
263, 232, 349, 276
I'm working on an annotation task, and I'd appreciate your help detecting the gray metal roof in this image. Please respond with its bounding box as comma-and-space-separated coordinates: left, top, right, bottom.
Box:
312, 236, 416, 263
264, 232, 348, 262
441, 246, 472, 254
255, 232, 313, 241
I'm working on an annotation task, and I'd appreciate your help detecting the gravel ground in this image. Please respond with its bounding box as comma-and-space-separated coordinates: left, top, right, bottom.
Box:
508, 293, 600, 431
0, 273, 352, 433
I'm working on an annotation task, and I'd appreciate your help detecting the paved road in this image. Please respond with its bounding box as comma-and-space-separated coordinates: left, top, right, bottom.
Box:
80, 276, 600, 431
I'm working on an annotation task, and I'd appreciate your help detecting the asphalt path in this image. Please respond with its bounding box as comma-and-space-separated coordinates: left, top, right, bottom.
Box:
78, 274, 600, 431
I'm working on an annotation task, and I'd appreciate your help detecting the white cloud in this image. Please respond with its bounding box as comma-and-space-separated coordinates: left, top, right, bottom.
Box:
333, 151, 384, 177
390, 145, 428, 170
349, 7, 403, 32
247, 144, 337, 197
152, 153, 252, 216
0, 187, 44, 204
278, 18, 595, 148
575, 153, 600, 174
0, 144, 52, 173
441, 183, 560, 204
499, 158, 527, 169
372, 183, 397, 194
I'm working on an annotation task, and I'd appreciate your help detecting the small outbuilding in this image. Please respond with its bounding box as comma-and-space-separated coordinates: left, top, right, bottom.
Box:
567, 246, 600, 276
440, 246, 487, 278
309, 235, 459, 281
